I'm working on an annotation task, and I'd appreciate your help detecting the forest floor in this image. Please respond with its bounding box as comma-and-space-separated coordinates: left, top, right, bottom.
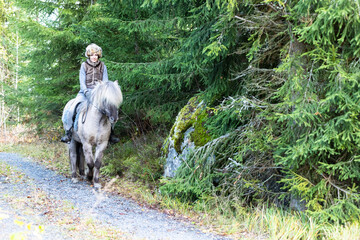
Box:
0, 152, 239, 240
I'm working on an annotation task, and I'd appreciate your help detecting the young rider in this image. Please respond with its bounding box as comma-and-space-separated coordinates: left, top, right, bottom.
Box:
61, 43, 120, 144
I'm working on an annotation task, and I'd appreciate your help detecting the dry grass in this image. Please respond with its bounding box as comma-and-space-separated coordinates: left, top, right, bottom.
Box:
323, 222, 360, 240
0, 124, 39, 144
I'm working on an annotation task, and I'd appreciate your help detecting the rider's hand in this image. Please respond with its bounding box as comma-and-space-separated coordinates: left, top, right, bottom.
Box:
84, 90, 90, 98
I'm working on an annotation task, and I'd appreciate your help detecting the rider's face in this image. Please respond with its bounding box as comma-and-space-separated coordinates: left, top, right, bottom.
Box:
90, 54, 99, 63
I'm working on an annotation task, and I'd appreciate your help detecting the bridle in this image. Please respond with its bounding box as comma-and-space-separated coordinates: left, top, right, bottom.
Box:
82, 101, 117, 124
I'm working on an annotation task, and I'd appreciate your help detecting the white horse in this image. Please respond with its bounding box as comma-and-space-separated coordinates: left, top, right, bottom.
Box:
62, 81, 123, 188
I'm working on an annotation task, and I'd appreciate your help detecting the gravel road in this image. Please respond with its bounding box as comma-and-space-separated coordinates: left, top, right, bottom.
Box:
0, 152, 232, 240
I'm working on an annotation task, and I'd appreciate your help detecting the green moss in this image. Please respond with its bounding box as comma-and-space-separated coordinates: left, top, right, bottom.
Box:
170, 96, 203, 153
191, 111, 212, 147
166, 96, 214, 154
161, 137, 171, 156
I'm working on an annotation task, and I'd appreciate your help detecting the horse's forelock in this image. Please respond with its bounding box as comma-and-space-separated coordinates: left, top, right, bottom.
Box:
91, 81, 123, 109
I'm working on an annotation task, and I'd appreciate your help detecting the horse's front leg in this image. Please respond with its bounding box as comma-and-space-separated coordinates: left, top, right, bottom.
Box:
93, 142, 107, 189
69, 139, 78, 183
82, 142, 94, 182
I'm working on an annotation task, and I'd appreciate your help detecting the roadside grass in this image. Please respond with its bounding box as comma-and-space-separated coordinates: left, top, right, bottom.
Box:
0, 141, 70, 176
1, 132, 360, 239
0, 162, 27, 183
0, 204, 45, 240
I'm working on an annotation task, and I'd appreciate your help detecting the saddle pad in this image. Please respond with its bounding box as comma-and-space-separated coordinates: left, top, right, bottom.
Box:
73, 102, 83, 131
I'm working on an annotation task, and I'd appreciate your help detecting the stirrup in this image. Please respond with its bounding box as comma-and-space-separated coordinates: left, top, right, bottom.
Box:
61, 135, 71, 143
61, 130, 72, 143
109, 135, 120, 144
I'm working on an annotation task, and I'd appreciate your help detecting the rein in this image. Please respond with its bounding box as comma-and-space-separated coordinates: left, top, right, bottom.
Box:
81, 101, 106, 124
81, 100, 137, 127
90, 102, 107, 115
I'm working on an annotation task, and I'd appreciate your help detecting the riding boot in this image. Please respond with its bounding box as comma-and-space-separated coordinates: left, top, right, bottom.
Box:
61, 130, 72, 143
109, 130, 120, 144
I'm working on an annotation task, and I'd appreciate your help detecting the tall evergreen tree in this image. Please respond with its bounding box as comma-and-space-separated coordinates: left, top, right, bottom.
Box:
157, 0, 360, 223
0, 0, 16, 129
89, 0, 243, 128
11, 0, 91, 129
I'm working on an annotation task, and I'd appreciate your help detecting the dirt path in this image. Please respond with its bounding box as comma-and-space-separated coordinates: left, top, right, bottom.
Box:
0, 152, 231, 240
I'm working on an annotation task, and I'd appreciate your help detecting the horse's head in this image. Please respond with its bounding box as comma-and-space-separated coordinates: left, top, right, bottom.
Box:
104, 106, 118, 124
91, 80, 123, 123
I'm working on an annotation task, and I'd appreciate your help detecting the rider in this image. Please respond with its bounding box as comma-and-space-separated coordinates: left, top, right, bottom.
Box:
61, 43, 120, 144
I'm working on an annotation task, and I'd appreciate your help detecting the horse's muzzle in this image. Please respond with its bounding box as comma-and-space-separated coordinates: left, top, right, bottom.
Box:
109, 116, 116, 124
105, 108, 118, 124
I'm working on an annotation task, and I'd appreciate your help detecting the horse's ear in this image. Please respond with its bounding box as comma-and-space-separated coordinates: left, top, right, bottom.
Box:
114, 80, 118, 85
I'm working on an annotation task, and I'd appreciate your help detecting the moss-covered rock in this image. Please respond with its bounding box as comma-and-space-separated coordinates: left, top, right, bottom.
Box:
191, 110, 212, 147
163, 96, 213, 177
169, 96, 214, 152
170, 96, 201, 152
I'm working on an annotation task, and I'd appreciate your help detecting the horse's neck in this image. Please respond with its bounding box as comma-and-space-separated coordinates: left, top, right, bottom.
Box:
90, 106, 108, 124
82, 106, 109, 131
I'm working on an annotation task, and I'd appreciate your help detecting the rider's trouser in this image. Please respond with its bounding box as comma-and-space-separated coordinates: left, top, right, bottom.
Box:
62, 92, 87, 131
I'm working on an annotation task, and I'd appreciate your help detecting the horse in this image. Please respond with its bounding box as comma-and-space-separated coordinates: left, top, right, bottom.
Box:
62, 81, 123, 188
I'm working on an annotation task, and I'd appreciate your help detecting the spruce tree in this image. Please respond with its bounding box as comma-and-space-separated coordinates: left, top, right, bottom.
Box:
11, 0, 91, 129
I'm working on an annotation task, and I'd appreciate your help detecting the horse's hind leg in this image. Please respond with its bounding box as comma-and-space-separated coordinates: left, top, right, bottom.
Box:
69, 139, 78, 183
78, 144, 85, 180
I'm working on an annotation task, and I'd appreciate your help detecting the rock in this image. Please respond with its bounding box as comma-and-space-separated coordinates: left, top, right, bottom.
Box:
163, 96, 211, 177
289, 195, 307, 212
164, 127, 195, 177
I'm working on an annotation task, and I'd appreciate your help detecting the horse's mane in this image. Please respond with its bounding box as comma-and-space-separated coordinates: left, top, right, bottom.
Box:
81, 81, 123, 112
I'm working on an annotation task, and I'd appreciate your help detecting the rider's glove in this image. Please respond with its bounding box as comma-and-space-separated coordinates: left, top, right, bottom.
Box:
84, 90, 90, 98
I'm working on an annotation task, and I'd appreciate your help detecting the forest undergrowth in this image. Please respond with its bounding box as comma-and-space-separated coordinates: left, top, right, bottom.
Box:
0, 126, 359, 240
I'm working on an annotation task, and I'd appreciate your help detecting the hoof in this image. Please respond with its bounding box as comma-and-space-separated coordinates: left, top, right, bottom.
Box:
94, 183, 101, 190
72, 178, 79, 183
